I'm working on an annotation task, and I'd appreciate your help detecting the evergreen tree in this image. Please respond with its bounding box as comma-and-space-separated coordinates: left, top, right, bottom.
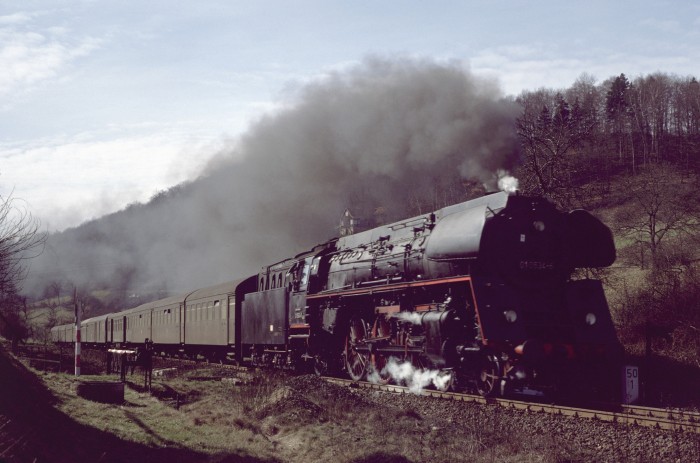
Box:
606, 73, 630, 159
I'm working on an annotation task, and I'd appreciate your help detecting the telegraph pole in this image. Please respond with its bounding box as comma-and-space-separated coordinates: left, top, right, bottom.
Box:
74, 288, 81, 376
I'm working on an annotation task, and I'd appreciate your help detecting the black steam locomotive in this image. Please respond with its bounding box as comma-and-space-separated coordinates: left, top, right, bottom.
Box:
53, 192, 621, 397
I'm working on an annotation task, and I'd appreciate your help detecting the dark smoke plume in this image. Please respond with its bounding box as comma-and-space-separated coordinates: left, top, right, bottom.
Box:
27, 57, 521, 304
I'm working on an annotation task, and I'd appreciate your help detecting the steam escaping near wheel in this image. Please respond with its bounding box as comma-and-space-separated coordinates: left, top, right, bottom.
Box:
390, 312, 423, 325
369, 357, 452, 394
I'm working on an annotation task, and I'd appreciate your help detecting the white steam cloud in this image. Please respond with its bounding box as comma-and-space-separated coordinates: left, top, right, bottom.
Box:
391, 311, 423, 325
369, 357, 452, 394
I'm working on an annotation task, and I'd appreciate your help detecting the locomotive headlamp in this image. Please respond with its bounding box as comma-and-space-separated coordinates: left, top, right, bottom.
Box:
504, 310, 518, 323
585, 313, 597, 326
533, 221, 546, 232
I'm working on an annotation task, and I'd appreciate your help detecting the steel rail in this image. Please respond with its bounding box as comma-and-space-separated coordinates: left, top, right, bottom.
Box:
323, 377, 700, 434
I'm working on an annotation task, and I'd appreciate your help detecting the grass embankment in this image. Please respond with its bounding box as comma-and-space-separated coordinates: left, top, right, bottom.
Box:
0, 347, 275, 463
1, 347, 589, 463
4, 347, 700, 463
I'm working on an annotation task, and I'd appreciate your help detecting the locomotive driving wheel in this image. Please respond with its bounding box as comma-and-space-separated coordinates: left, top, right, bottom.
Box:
344, 318, 369, 381
369, 315, 392, 383
476, 353, 501, 397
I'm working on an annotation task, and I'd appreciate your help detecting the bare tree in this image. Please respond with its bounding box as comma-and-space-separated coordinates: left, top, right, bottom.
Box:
615, 164, 699, 268
0, 192, 47, 345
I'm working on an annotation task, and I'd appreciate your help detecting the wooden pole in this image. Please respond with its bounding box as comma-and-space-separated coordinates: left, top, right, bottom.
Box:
75, 289, 81, 377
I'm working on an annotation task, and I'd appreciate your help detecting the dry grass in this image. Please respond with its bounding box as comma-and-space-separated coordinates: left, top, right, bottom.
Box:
42, 369, 282, 461
33, 365, 561, 463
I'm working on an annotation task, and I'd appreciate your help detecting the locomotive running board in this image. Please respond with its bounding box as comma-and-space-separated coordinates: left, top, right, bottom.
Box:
307, 276, 472, 300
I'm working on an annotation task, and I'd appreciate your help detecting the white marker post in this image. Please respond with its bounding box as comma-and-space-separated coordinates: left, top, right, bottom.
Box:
75, 290, 81, 377
622, 365, 639, 404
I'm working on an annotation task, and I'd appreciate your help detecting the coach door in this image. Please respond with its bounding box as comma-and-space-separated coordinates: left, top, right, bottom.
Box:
180, 303, 185, 345
227, 296, 235, 345
120, 316, 126, 344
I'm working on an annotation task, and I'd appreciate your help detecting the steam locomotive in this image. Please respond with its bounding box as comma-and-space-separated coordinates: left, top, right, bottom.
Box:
52, 192, 622, 397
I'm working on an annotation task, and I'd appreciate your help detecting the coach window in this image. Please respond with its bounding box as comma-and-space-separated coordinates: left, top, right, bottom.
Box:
214, 300, 220, 319
278, 274, 283, 288
271, 275, 277, 289
260, 278, 264, 291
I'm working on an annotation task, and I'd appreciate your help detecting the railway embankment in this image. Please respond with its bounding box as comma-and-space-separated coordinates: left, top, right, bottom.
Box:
2, 346, 700, 462
0, 345, 257, 463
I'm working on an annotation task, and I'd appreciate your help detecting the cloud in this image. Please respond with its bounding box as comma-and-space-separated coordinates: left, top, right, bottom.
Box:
0, 12, 34, 25
639, 18, 682, 33
0, 14, 100, 100
0, 128, 218, 231
472, 43, 699, 96
472, 45, 590, 94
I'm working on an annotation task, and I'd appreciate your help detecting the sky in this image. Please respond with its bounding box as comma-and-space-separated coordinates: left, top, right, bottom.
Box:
1, 0, 699, 232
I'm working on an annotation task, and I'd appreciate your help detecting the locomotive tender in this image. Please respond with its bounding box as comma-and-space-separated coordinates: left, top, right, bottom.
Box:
52, 192, 621, 397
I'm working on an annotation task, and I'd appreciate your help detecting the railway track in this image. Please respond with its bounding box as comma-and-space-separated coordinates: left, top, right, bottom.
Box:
323, 377, 700, 434
148, 356, 700, 434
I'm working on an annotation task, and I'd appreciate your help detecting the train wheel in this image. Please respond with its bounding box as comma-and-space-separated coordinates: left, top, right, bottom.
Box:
344, 318, 369, 381
476, 353, 501, 397
369, 315, 391, 384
